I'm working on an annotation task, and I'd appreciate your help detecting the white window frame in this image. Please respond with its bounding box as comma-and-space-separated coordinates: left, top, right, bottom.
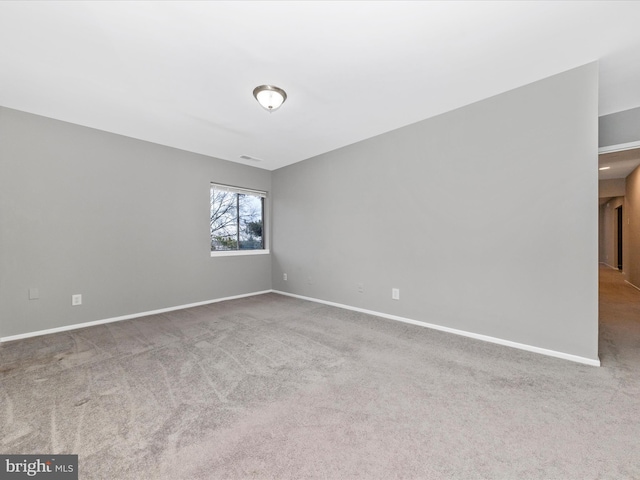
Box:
210, 183, 269, 257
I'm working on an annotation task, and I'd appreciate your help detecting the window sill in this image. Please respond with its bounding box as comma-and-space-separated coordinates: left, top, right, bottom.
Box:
210, 249, 270, 257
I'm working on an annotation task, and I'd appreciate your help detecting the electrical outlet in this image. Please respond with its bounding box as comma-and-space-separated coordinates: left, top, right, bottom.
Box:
307, 276, 313, 285
29, 288, 39, 300
392, 288, 400, 300
357, 283, 364, 293
283, 273, 288, 281
72, 294, 82, 306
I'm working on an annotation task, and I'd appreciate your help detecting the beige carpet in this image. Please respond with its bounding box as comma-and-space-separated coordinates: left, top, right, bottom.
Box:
1, 265, 639, 479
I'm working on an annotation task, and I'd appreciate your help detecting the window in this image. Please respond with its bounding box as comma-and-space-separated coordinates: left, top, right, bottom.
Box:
210, 183, 267, 254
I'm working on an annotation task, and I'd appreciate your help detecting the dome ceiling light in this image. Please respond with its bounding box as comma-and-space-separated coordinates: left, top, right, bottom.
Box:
253, 85, 287, 112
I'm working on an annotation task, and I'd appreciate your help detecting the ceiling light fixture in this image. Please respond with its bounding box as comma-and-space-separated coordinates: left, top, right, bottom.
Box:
599, 166, 611, 171
253, 85, 287, 112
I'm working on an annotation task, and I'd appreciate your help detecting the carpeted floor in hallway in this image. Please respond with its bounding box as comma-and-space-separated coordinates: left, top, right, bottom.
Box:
1, 264, 639, 479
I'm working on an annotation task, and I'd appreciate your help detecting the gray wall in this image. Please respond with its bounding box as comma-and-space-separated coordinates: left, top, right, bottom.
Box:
0, 107, 271, 338
271, 63, 599, 360
599, 106, 640, 147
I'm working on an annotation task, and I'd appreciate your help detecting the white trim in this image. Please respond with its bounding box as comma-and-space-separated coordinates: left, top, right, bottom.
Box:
211, 249, 270, 257
600, 262, 619, 270
2, 288, 602, 367
211, 183, 267, 197
0, 290, 272, 343
272, 290, 601, 367
598, 140, 640, 155
624, 280, 640, 292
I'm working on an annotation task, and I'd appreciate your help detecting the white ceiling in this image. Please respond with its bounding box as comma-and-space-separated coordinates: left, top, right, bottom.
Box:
2, 1, 640, 171
599, 147, 640, 180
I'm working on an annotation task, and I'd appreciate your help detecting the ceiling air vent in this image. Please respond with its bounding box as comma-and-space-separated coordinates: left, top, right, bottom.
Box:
239, 155, 262, 162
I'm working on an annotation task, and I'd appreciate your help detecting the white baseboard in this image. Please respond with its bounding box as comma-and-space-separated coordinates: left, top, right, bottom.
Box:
1, 289, 602, 367
624, 280, 640, 292
600, 262, 620, 270
272, 290, 601, 367
0, 290, 272, 343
